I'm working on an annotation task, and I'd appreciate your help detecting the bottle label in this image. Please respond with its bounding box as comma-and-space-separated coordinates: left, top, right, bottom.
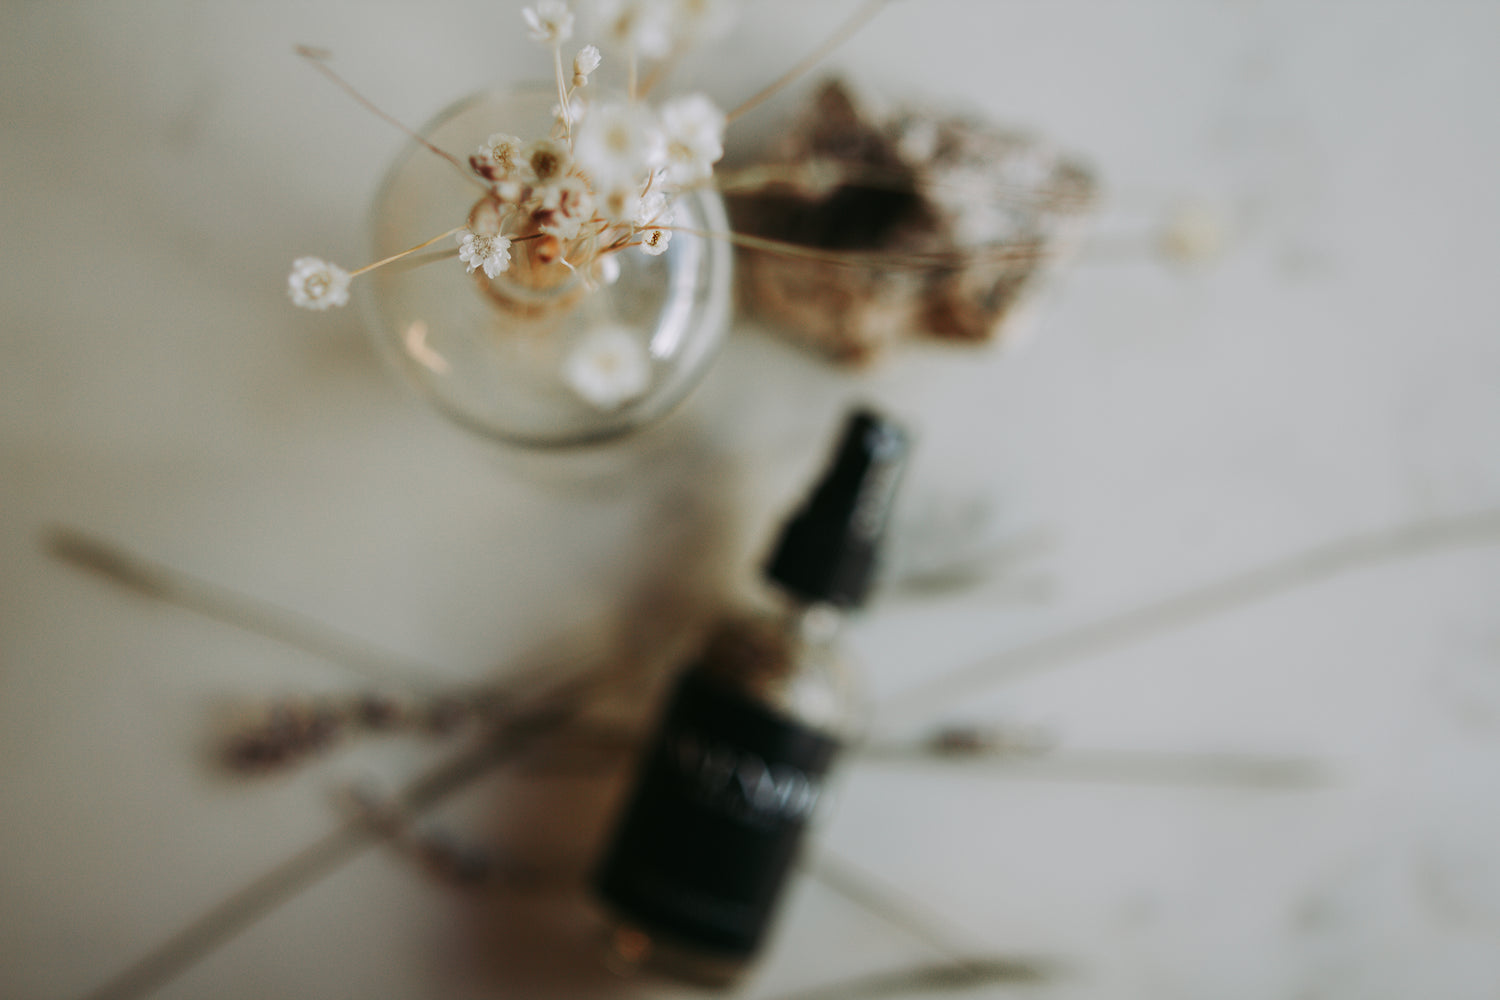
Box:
594, 667, 841, 956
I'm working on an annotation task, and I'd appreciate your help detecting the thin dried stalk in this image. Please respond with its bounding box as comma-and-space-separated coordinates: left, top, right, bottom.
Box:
884, 507, 1500, 722
296, 47, 488, 194
727, 0, 894, 124
670, 225, 1048, 271
46, 527, 441, 693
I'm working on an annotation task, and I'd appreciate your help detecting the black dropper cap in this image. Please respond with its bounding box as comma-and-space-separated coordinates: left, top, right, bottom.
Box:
764, 408, 910, 609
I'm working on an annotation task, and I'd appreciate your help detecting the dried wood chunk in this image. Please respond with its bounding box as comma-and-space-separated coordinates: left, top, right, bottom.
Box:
727, 80, 1096, 364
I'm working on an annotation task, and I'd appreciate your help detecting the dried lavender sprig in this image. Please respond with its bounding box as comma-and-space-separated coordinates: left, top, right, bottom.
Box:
217, 691, 490, 774
77, 660, 622, 1000
759, 955, 1055, 1000
860, 726, 1327, 790
883, 507, 1500, 724
45, 527, 442, 694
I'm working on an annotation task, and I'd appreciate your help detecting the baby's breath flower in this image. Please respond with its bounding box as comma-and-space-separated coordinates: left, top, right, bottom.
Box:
573, 101, 664, 186
495, 179, 526, 204
534, 176, 596, 240
553, 94, 588, 128
287, 257, 351, 310
635, 189, 673, 227
634, 189, 674, 255
521, 137, 572, 183
523, 0, 575, 46
572, 44, 602, 86
592, 0, 673, 59
638, 227, 672, 255
563, 324, 651, 410
597, 183, 643, 223
594, 253, 622, 285
478, 133, 526, 176
656, 93, 724, 187
457, 229, 513, 278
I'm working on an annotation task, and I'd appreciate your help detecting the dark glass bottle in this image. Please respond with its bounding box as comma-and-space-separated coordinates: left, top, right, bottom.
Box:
592, 408, 910, 984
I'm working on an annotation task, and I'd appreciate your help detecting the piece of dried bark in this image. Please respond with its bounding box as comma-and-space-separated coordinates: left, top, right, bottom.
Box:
726, 80, 1095, 364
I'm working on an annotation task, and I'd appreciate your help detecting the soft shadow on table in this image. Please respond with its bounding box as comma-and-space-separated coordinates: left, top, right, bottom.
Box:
416, 416, 752, 997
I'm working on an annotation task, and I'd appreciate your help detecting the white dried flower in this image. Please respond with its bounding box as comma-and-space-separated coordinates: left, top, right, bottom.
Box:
287, 257, 351, 310
592, 0, 673, 58
594, 253, 621, 285
478, 133, 526, 176
496, 178, 526, 204
638, 227, 672, 255
635, 189, 673, 227
457, 229, 512, 278
597, 183, 643, 223
523, 0, 575, 45
535, 175, 596, 239
656, 93, 724, 187
553, 94, 588, 128
634, 189, 673, 255
572, 44, 602, 86
521, 137, 572, 183
563, 325, 651, 410
573, 101, 663, 186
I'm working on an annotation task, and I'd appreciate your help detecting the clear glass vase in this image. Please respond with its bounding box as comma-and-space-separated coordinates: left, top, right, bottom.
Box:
362, 87, 734, 449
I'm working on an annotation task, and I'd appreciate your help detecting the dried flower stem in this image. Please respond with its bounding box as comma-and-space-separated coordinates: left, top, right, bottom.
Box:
349, 226, 463, 277
714, 160, 1096, 211
552, 44, 572, 141
637, 40, 686, 98
759, 955, 1054, 1000
726, 0, 893, 124
77, 710, 565, 1000
45, 527, 439, 693
667, 225, 1046, 270
78, 652, 644, 1000
883, 507, 1500, 724
805, 851, 992, 964
295, 46, 489, 194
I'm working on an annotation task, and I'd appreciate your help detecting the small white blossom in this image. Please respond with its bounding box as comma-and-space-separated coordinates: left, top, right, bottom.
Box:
523, 0, 574, 45
553, 94, 588, 128
638, 227, 672, 255
495, 178, 526, 204
635, 189, 673, 227
521, 137, 572, 183
563, 325, 651, 410
572, 44, 602, 86
591, 0, 673, 58
594, 253, 621, 285
477, 133, 526, 176
534, 175, 596, 239
457, 229, 513, 278
656, 93, 724, 187
634, 189, 674, 255
597, 183, 643, 223
287, 257, 351, 310
573, 101, 664, 186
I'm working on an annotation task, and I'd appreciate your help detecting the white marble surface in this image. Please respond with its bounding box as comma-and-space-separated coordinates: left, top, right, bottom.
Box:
4, 2, 1500, 998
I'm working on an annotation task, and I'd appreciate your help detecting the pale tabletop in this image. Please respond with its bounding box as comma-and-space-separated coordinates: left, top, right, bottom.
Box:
3, 3, 1499, 999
